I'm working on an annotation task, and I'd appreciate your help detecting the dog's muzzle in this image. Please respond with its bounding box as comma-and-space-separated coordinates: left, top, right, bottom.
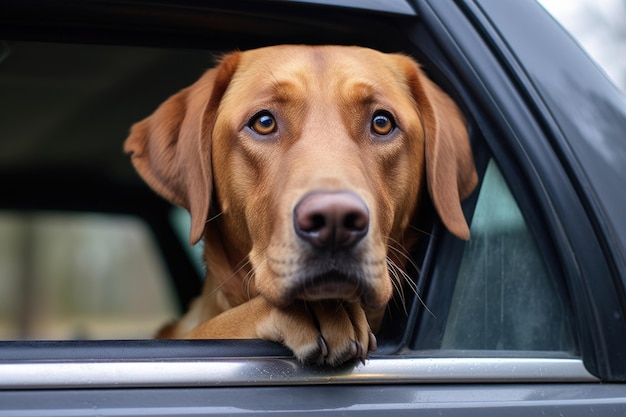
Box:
288, 191, 375, 304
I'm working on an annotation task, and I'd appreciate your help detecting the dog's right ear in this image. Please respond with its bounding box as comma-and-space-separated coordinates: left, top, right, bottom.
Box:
124, 52, 241, 245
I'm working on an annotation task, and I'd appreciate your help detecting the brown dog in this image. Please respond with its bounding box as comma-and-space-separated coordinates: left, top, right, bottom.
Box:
124, 45, 477, 366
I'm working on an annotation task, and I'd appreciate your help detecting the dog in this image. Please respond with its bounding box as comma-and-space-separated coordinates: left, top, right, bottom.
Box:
124, 45, 477, 366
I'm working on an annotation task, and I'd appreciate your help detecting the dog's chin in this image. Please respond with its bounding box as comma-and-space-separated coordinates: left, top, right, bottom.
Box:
270, 271, 385, 310
295, 272, 362, 302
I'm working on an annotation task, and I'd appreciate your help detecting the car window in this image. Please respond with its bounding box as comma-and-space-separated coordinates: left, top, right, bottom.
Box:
0, 211, 177, 340
169, 207, 205, 277
439, 160, 576, 352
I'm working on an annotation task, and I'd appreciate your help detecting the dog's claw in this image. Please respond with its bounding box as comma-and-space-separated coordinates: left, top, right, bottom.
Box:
274, 300, 375, 366
368, 331, 377, 352
318, 336, 329, 358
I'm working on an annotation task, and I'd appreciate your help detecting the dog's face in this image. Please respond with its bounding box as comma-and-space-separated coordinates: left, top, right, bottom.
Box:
125, 45, 477, 314
212, 46, 429, 310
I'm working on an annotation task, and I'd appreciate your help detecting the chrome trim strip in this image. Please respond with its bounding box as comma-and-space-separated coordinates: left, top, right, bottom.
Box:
0, 357, 597, 389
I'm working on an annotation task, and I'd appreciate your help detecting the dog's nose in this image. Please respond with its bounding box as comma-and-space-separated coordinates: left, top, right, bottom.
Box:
294, 192, 369, 250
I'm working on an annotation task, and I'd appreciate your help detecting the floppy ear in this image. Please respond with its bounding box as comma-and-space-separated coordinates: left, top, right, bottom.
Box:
124, 52, 241, 245
399, 56, 478, 240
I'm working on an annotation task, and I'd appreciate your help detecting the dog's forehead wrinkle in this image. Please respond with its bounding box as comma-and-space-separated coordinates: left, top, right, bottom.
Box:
342, 75, 411, 103
255, 60, 281, 85
307, 46, 330, 74
245, 47, 372, 95
234, 76, 304, 104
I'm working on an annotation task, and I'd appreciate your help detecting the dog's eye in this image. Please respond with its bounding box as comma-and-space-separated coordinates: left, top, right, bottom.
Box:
249, 111, 277, 135
371, 111, 395, 136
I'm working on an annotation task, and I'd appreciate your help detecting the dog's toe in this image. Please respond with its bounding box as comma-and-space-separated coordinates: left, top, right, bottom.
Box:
257, 299, 375, 366
293, 336, 328, 364
307, 300, 374, 366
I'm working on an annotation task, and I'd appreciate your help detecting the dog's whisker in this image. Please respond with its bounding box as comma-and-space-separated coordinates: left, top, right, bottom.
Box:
201, 237, 280, 299
387, 238, 421, 276
237, 241, 278, 301
205, 211, 223, 225
386, 257, 408, 315
407, 224, 435, 239
389, 276, 407, 314
387, 253, 418, 298
244, 258, 263, 301
393, 261, 418, 294
386, 255, 434, 318
231, 255, 253, 274
204, 256, 254, 300
386, 258, 404, 298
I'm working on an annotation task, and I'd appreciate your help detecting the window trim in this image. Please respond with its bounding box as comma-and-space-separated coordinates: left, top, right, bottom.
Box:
0, 340, 596, 388
0, 356, 596, 389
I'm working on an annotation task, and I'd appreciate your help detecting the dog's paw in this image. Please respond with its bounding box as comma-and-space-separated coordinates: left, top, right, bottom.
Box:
257, 300, 377, 366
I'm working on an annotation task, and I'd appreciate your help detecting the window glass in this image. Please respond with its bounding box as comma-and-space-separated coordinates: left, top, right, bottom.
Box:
0, 212, 177, 340
169, 207, 205, 278
441, 160, 575, 351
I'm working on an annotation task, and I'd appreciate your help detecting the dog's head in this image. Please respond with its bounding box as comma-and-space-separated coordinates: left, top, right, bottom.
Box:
125, 45, 477, 313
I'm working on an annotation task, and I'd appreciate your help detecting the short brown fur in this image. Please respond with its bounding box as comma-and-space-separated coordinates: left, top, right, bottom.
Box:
125, 45, 477, 365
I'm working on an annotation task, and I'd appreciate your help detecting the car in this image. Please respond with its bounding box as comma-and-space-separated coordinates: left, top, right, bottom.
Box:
0, 0, 625, 415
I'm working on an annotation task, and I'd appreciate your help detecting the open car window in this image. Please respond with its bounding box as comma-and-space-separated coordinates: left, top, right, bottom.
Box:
0, 40, 578, 354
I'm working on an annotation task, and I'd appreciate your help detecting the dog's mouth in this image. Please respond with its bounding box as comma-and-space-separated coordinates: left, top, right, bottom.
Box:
292, 271, 365, 304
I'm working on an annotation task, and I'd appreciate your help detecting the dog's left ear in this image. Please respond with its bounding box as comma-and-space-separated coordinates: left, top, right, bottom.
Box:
124, 52, 241, 245
397, 56, 478, 240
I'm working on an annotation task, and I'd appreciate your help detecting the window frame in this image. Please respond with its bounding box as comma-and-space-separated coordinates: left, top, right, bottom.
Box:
414, 0, 626, 380
0, 340, 596, 390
